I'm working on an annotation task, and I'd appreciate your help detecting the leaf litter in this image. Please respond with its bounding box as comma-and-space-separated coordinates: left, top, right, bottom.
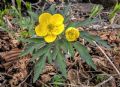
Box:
0, 1, 120, 87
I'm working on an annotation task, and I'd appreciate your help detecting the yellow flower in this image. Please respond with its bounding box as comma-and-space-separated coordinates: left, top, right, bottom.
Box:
65, 27, 80, 41
35, 13, 64, 43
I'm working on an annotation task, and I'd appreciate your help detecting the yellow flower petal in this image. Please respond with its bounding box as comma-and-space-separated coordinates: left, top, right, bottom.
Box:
35, 24, 48, 36
44, 34, 57, 43
39, 13, 52, 23
50, 14, 64, 25
65, 27, 80, 41
51, 24, 64, 35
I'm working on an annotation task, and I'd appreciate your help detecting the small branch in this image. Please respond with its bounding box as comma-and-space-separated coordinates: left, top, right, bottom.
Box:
95, 76, 113, 87
3, 16, 14, 29
18, 70, 33, 87
93, 41, 120, 76
11, 0, 16, 7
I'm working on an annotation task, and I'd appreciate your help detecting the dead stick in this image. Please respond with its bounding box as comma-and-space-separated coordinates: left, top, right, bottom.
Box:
93, 41, 120, 76
95, 76, 113, 87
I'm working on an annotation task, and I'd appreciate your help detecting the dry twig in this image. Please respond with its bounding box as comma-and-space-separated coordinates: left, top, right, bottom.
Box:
95, 76, 113, 87
93, 41, 120, 76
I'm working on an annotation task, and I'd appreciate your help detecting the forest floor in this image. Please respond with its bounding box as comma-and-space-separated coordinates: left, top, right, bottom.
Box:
0, 0, 120, 87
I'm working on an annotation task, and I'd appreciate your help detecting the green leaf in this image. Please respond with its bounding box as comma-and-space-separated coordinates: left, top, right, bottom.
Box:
32, 44, 52, 58
47, 51, 52, 64
89, 5, 103, 18
48, 4, 56, 14
20, 43, 34, 57
80, 31, 110, 49
26, 2, 32, 11
64, 16, 70, 23
109, 3, 120, 21
11, 6, 21, 17
63, 39, 74, 57
92, 36, 110, 48
16, 0, 22, 10
80, 31, 95, 44
62, 4, 71, 16
67, 18, 97, 28
73, 42, 96, 69
20, 41, 45, 57
28, 11, 38, 21
58, 39, 68, 53
52, 45, 58, 60
16, 0, 22, 15
33, 55, 46, 82
55, 48, 67, 77
20, 38, 44, 43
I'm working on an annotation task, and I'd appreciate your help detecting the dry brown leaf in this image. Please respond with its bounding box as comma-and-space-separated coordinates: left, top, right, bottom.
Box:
41, 74, 51, 83
42, 64, 56, 74
67, 69, 78, 84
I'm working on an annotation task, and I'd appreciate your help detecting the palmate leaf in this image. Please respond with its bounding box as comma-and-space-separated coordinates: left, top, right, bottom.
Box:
32, 44, 52, 60
20, 43, 35, 57
55, 47, 67, 77
33, 55, 46, 82
80, 31, 110, 49
73, 42, 96, 69
20, 39, 45, 57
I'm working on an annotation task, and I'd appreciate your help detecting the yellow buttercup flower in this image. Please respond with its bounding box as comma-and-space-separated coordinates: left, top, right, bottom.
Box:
65, 27, 80, 41
35, 13, 64, 43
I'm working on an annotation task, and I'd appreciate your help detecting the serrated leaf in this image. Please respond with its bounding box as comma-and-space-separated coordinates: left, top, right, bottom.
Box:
47, 51, 52, 64
92, 36, 110, 49
63, 39, 74, 57
33, 55, 46, 82
64, 16, 70, 23
73, 42, 96, 69
57, 39, 67, 53
67, 18, 97, 28
63, 4, 71, 16
55, 48, 67, 77
20, 38, 44, 43
48, 4, 56, 14
46, 46, 52, 64
52, 45, 58, 60
80, 31, 95, 44
20, 43, 34, 57
32, 44, 52, 58
80, 31, 110, 49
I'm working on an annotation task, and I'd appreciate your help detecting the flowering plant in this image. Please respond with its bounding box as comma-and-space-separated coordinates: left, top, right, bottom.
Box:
20, 5, 110, 82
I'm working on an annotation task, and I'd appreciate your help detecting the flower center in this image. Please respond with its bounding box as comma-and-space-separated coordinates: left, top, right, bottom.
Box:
48, 24, 54, 31
68, 32, 74, 36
